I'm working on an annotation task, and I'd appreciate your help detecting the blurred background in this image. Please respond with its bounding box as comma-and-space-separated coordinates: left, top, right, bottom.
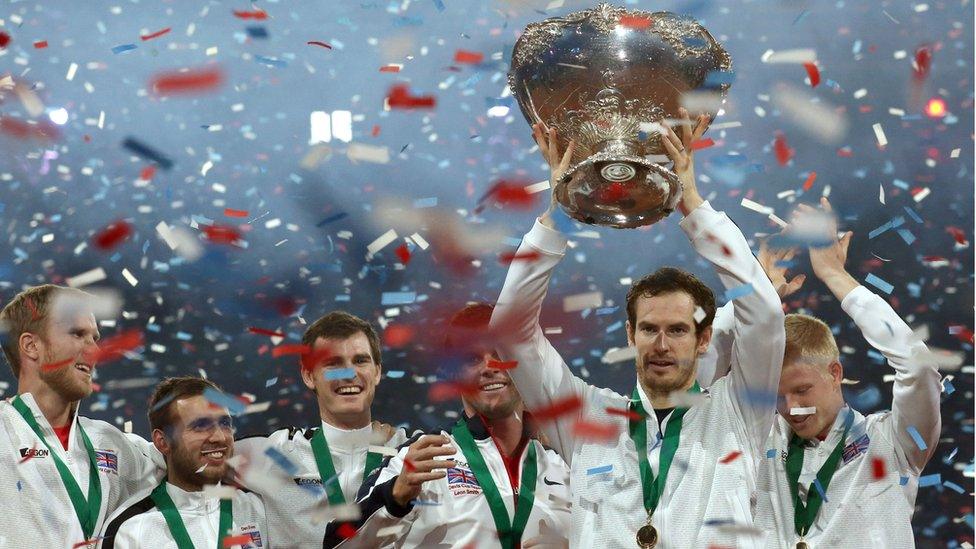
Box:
0, 1, 971, 546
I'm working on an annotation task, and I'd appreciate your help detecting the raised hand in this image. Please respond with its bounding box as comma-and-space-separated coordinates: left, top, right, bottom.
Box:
531, 121, 575, 229
759, 238, 806, 299
792, 197, 858, 300
661, 108, 710, 216
391, 434, 457, 507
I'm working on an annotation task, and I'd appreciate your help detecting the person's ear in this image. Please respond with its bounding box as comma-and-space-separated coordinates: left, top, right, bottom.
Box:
696, 325, 713, 354
19, 332, 41, 363
152, 429, 172, 457
828, 360, 843, 385
300, 363, 317, 391
373, 362, 383, 385
626, 320, 635, 346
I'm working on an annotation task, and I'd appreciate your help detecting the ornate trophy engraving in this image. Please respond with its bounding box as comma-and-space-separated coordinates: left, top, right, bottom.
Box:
510, 3, 731, 228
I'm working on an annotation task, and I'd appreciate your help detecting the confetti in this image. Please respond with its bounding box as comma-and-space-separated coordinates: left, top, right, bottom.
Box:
92, 220, 133, 250
307, 40, 332, 49
906, 426, 928, 451
453, 50, 484, 64
122, 137, 175, 169
530, 395, 583, 421
719, 451, 742, 464
723, 283, 755, 302
918, 474, 941, 487
324, 368, 357, 381
586, 464, 613, 475
871, 457, 886, 479
386, 84, 436, 109
141, 27, 172, 41
111, 44, 138, 54
864, 273, 894, 295
202, 388, 246, 416
789, 407, 816, 416
802, 62, 820, 87
66, 267, 107, 288
149, 66, 224, 96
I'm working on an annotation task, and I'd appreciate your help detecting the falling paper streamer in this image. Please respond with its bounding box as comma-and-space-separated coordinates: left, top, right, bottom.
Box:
790, 406, 817, 416
563, 291, 603, 312
771, 83, 848, 144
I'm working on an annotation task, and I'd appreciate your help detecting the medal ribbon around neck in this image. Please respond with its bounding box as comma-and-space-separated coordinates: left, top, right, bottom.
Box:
150, 478, 233, 549
452, 418, 538, 549
12, 395, 103, 539
785, 409, 854, 539
627, 381, 701, 515
310, 427, 384, 505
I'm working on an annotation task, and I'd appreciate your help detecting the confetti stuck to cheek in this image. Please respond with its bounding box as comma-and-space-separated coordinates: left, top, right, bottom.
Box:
789, 406, 816, 416
324, 367, 357, 381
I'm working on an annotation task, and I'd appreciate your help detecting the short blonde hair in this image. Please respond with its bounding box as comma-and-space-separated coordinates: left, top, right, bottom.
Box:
0, 285, 90, 378
784, 313, 839, 368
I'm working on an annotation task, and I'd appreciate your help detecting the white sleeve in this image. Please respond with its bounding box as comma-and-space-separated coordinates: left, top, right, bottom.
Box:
679, 202, 785, 454
489, 219, 595, 463
118, 431, 165, 495
697, 302, 735, 387
841, 286, 942, 471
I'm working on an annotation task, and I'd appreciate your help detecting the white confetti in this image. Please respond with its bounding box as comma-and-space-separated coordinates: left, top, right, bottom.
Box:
790, 406, 817, 416
740, 198, 774, 215
121, 268, 139, 287
66, 267, 107, 288
524, 180, 551, 194
563, 291, 603, 312
601, 346, 637, 364
872, 123, 887, 147
367, 229, 398, 256
65, 63, 78, 81
762, 48, 817, 64
347, 143, 390, 164
368, 445, 398, 457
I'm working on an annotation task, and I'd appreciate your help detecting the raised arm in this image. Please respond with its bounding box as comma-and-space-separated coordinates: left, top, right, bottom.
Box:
663, 110, 786, 453
489, 123, 590, 462
805, 198, 941, 471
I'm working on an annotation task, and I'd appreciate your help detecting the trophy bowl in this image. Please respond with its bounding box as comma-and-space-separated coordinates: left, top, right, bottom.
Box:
509, 3, 732, 228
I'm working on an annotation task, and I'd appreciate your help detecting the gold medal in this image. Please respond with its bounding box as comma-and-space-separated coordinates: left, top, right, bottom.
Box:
636, 518, 658, 548
795, 540, 810, 549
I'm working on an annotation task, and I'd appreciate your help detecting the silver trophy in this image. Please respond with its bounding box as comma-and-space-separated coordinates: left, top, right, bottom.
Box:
510, 3, 732, 228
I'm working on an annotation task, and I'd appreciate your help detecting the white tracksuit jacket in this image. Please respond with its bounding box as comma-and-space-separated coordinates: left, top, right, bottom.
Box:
0, 392, 161, 548
753, 286, 942, 548
234, 421, 409, 549
490, 202, 785, 548
98, 481, 269, 548
323, 413, 573, 548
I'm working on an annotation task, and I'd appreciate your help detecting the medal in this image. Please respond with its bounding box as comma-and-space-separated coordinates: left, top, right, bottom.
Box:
635, 518, 658, 548
795, 540, 809, 549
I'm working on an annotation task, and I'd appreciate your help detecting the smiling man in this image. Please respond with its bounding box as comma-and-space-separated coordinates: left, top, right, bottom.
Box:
323, 303, 571, 548
99, 377, 268, 548
0, 285, 160, 548
489, 117, 785, 548
233, 311, 409, 548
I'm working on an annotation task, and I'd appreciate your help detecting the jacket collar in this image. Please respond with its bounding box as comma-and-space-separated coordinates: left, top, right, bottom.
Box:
461, 410, 534, 443
13, 391, 81, 452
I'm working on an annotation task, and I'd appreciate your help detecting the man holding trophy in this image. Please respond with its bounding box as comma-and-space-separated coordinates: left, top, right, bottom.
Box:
491, 5, 784, 548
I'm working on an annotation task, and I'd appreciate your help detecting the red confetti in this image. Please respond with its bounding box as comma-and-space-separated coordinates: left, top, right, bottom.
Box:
802, 171, 817, 191
486, 359, 518, 370
605, 407, 643, 421
913, 45, 932, 82
531, 395, 584, 422
202, 224, 242, 245
946, 226, 969, 246
336, 523, 358, 540
41, 357, 75, 372
248, 326, 286, 338
299, 348, 335, 374
87, 330, 144, 364
140, 165, 157, 181
0, 32, 10, 49
948, 325, 974, 344
428, 381, 480, 402
33, 40, 48, 49
384, 324, 415, 348
480, 181, 537, 210
371, 125, 381, 137
453, 50, 484, 64
871, 457, 886, 479
307, 40, 332, 49
141, 27, 172, 41
92, 220, 133, 250
224, 208, 249, 218
773, 132, 794, 166
802, 62, 820, 87
836, 147, 854, 158
395, 243, 412, 265
233, 9, 268, 20
150, 66, 224, 96
272, 344, 311, 358
386, 84, 436, 109
618, 15, 652, 29
0, 117, 60, 141
379, 64, 402, 73
498, 251, 541, 264
222, 535, 252, 547
690, 137, 715, 151
719, 450, 743, 464
572, 419, 619, 442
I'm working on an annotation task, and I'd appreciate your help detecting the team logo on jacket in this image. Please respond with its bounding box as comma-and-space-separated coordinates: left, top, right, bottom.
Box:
237, 524, 264, 547
95, 450, 118, 474
19, 447, 50, 459
841, 434, 870, 464
447, 466, 481, 496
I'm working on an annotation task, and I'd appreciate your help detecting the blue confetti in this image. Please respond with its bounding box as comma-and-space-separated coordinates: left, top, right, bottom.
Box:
903, 206, 924, 223
245, 26, 269, 39
411, 499, 441, 506
943, 481, 965, 494
111, 43, 138, 54
264, 447, 298, 476
899, 476, 909, 486
432, 0, 446, 11
897, 229, 916, 245
316, 212, 348, 226
864, 274, 894, 295
587, 464, 613, 475
703, 70, 735, 87
918, 473, 941, 487
202, 387, 246, 416
381, 291, 417, 305
943, 447, 958, 464
324, 367, 356, 380
386, 370, 406, 378
255, 55, 288, 68
766, 448, 777, 459
413, 197, 438, 208
265, 377, 278, 388
942, 379, 955, 396
906, 426, 928, 450
122, 137, 175, 170
723, 283, 755, 302
813, 478, 828, 501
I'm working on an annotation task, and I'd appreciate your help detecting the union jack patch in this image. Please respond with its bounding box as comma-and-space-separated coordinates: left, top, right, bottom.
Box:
446, 467, 480, 489
842, 433, 870, 464
95, 450, 118, 473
